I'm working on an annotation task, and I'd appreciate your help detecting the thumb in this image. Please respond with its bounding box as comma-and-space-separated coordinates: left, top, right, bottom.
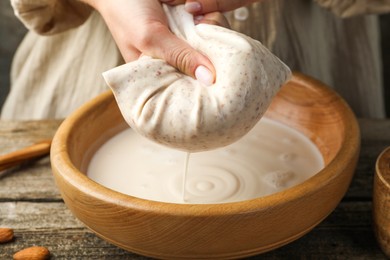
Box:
152, 26, 215, 85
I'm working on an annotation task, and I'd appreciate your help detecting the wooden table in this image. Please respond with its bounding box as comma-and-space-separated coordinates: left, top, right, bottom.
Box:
1, 119, 389, 259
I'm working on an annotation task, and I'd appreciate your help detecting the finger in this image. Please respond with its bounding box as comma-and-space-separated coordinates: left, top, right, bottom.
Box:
159, 0, 186, 5
185, 0, 256, 14
194, 12, 230, 28
148, 25, 215, 85
121, 46, 142, 63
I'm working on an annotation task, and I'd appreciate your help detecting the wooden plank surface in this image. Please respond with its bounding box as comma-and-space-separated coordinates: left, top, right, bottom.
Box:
0, 120, 62, 200
0, 119, 389, 259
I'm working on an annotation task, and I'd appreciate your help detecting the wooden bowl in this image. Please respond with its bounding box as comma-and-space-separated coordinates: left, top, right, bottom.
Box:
51, 72, 360, 259
373, 146, 390, 257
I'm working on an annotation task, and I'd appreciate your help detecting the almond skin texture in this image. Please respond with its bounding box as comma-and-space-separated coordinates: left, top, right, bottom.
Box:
13, 246, 50, 260
0, 227, 14, 243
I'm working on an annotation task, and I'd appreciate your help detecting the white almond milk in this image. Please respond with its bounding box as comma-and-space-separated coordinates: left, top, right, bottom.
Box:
87, 118, 324, 204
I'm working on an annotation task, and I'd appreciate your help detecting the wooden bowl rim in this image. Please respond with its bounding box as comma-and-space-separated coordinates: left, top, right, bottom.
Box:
375, 146, 390, 188
51, 72, 360, 217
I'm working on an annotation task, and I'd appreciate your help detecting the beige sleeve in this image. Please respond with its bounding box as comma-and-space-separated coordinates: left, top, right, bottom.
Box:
10, 0, 92, 35
315, 0, 390, 17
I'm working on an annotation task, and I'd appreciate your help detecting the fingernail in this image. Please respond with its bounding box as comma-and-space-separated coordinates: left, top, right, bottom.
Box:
194, 15, 204, 21
194, 15, 204, 25
195, 65, 214, 86
185, 2, 202, 13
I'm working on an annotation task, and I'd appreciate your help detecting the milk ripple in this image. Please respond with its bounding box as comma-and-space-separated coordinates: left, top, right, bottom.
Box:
87, 118, 324, 204
182, 163, 259, 203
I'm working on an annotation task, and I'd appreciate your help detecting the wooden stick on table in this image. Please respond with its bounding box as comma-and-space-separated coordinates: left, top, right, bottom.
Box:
0, 139, 52, 173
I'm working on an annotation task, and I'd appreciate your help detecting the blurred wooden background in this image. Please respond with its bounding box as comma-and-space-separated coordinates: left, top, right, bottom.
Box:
381, 15, 390, 117
0, 1, 389, 117
0, 1, 27, 109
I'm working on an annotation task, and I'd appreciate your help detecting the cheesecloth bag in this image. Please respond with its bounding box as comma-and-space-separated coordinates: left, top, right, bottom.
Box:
103, 5, 291, 152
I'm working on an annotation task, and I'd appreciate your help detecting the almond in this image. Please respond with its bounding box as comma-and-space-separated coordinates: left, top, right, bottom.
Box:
0, 227, 14, 243
13, 246, 50, 260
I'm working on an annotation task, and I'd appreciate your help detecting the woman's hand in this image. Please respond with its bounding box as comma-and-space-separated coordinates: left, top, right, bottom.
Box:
80, 0, 220, 85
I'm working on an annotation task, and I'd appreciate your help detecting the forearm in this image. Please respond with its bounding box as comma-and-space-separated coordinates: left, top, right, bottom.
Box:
78, 0, 100, 10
